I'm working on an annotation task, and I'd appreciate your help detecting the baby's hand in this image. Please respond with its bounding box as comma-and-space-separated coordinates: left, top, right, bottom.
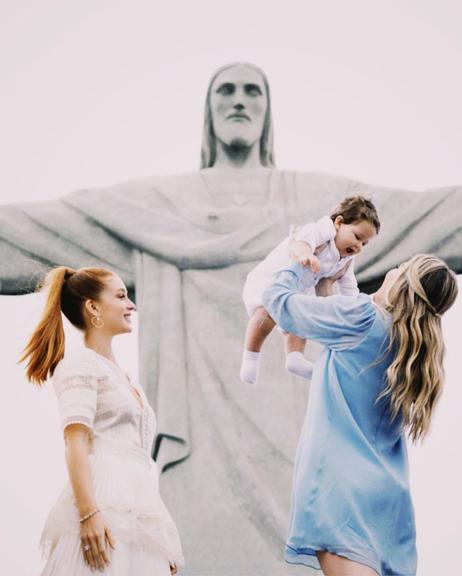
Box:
298, 254, 321, 273
308, 255, 321, 273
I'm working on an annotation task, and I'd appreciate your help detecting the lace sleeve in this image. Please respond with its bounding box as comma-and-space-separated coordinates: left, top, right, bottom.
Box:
53, 373, 98, 434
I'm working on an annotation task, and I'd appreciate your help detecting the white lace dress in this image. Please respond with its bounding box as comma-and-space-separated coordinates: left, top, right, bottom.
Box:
40, 347, 184, 575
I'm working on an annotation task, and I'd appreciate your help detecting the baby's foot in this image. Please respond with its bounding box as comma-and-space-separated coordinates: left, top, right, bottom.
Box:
240, 350, 261, 385
285, 351, 313, 380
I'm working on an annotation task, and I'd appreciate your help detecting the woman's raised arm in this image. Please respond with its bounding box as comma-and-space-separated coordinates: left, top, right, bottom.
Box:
262, 262, 376, 349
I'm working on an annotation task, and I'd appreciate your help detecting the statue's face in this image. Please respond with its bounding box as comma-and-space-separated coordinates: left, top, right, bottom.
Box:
210, 65, 268, 149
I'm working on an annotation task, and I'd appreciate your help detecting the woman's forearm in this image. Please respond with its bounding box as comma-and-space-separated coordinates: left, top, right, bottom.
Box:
65, 429, 98, 517
262, 264, 309, 334
65, 426, 114, 572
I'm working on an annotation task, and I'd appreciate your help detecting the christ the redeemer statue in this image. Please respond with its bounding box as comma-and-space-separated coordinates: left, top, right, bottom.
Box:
1, 63, 461, 575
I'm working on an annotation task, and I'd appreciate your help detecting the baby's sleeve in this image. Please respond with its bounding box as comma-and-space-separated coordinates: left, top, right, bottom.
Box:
52, 356, 98, 434
294, 216, 335, 250
336, 259, 360, 297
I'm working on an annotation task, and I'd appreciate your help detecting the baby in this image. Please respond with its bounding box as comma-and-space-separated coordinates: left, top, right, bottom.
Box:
240, 195, 380, 384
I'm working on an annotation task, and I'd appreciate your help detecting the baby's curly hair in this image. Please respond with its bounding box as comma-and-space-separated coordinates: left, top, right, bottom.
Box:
330, 195, 381, 233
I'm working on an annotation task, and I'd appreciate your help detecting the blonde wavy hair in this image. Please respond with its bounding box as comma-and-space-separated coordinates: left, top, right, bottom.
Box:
379, 254, 458, 441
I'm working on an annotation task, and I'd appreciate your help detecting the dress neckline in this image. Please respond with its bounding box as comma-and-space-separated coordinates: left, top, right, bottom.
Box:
84, 347, 145, 410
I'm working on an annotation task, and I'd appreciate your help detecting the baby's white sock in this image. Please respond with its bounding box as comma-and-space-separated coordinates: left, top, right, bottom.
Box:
240, 350, 261, 385
285, 351, 314, 380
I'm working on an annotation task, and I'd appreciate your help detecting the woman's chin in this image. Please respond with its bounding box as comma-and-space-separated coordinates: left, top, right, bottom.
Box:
114, 323, 132, 335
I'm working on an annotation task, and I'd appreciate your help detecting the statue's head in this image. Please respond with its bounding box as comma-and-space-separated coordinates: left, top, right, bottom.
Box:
201, 62, 275, 168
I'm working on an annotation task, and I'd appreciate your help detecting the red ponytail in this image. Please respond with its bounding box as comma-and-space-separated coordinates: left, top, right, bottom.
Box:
20, 265, 113, 385
20, 267, 74, 385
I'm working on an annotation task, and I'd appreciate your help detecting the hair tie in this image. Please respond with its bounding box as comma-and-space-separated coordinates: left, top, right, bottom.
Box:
64, 269, 76, 282
406, 267, 440, 317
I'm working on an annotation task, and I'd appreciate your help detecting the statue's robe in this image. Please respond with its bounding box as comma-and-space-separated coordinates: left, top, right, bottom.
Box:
1, 169, 461, 575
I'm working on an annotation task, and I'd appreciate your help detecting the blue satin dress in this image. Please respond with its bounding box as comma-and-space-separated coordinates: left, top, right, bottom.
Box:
262, 263, 417, 576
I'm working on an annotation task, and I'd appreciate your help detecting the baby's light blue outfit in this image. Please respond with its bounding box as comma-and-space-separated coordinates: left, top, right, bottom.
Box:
262, 263, 417, 576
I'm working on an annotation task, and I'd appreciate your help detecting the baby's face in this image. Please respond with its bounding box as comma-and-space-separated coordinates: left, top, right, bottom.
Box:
334, 218, 377, 258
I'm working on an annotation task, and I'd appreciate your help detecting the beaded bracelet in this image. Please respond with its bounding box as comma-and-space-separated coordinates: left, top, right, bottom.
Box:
79, 508, 100, 524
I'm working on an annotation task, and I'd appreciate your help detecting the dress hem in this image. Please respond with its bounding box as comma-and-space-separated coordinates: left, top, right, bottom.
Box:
285, 543, 380, 575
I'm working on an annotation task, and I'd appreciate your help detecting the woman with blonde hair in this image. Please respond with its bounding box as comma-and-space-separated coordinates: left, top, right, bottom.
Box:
21, 266, 183, 575
262, 254, 458, 576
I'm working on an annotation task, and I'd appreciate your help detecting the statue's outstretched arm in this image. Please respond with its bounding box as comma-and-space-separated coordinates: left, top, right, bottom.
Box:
354, 185, 462, 291
0, 198, 134, 295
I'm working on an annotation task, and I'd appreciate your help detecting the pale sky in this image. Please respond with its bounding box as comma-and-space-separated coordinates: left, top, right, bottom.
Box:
0, 1, 461, 574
